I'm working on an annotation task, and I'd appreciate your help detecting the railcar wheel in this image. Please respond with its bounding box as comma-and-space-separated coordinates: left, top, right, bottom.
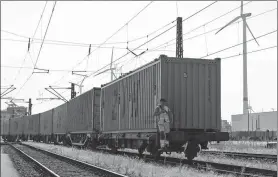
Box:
151, 146, 161, 160
138, 141, 148, 158
184, 141, 200, 163
88, 139, 97, 150
111, 146, 118, 154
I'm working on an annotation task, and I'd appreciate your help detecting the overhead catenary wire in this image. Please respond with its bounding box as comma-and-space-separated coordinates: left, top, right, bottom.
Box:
221, 45, 277, 60
1, 17, 175, 48
47, 1, 162, 89
150, 1, 257, 51
0, 1, 220, 51
200, 30, 277, 59
72, 1, 154, 70
1, 38, 176, 52
88, 1, 218, 78
33, 1, 57, 69
13, 2, 57, 99
151, 7, 277, 51
0, 65, 97, 72
12, 2, 48, 83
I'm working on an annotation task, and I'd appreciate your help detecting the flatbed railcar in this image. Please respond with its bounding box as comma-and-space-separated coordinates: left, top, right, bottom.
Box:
99, 55, 229, 160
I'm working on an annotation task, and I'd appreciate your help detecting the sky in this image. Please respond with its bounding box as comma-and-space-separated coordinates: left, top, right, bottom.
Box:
1, 1, 277, 122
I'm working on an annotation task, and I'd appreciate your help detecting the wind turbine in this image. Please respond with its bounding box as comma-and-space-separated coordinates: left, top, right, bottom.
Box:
216, 1, 259, 115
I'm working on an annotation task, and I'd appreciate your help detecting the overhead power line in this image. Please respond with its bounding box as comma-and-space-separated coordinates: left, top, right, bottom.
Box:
72, 1, 154, 70
151, 7, 277, 51
30, 1, 48, 45
182, 1, 218, 23
2, 1, 251, 50
47, 1, 157, 88
0, 65, 97, 72
1, 17, 175, 47
200, 30, 277, 59
31, 1, 217, 95
13, 2, 57, 99
88, 1, 218, 78
1, 38, 175, 52
221, 45, 277, 60
12, 2, 48, 83
33, 1, 57, 69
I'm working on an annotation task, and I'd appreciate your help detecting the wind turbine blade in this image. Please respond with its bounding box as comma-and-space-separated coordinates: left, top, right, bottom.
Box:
246, 22, 260, 46
215, 16, 241, 34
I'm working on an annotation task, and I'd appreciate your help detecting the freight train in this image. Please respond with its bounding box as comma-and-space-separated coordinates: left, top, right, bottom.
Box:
1, 55, 229, 160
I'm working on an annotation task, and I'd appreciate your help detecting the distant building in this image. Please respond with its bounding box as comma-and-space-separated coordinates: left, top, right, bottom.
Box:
231, 111, 277, 131
221, 120, 232, 132
1, 106, 27, 119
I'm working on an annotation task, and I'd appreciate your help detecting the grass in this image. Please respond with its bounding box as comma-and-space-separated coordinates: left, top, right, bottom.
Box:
207, 141, 277, 155
120, 148, 277, 171
23, 142, 236, 177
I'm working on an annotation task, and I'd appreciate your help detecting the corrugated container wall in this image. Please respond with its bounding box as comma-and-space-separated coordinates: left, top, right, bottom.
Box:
10, 117, 24, 135
24, 114, 40, 135
160, 58, 221, 130
67, 88, 101, 133
1, 118, 4, 135
101, 56, 221, 132
3, 118, 10, 135
53, 103, 68, 134
40, 109, 53, 135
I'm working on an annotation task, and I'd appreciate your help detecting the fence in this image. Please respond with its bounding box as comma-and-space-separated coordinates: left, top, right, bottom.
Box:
229, 130, 277, 141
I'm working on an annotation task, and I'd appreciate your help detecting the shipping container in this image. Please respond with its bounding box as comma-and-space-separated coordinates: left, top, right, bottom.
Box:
67, 88, 101, 133
3, 118, 10, 135
53, 103, 68, 134
24, 114, 40, 135
10, 117, 24, 135
40, 109, 53, 135
1, 118, 8, 135
101, 55, 221, 132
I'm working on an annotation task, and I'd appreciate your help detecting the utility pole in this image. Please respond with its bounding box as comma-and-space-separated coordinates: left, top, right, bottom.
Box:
72, 71, 88, 95
247, 108, 249, 135
110, 47, 114, 81
176, 17, 183, 58
28, 98, 32, 115
71, 83, 76, 99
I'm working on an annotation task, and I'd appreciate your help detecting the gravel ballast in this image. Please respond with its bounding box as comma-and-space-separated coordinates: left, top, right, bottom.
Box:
14, 144, 113, 177
2, 145, 44, 177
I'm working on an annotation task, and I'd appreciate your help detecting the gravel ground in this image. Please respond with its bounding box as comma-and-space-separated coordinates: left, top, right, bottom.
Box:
2, 145, 44, 177
14, 144, 114, 177
24, 142, 237, 177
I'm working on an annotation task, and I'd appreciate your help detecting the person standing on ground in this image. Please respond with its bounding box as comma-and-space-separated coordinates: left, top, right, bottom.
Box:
153, 98, 173, 150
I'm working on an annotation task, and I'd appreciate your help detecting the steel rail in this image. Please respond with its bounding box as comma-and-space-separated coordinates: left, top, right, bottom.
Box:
21, 143, 127, 177
8, 143, 60, 177
201, 150, 277, 162
96, 148, 276, 177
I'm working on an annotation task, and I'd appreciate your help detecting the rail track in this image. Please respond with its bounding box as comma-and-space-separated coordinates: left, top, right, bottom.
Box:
9, 143, 127, 177
20, 142, 277, 177
96, 148, 276, 177
202, 150, 277, 162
